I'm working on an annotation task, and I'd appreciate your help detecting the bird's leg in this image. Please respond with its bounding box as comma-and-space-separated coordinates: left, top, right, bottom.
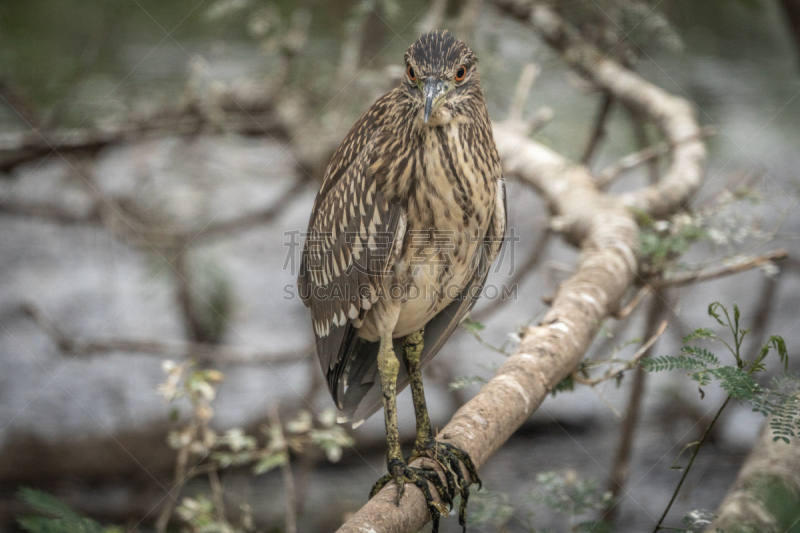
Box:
403, 328, 482, 532
369, 333, 449, 531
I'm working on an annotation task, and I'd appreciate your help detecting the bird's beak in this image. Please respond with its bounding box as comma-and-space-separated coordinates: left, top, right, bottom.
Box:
423, 77, 445, 123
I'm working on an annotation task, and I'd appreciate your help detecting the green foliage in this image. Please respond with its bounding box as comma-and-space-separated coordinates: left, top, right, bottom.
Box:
461, 319, 486, 333
646, 302, 797, 532
466, 489, 515, 529
17, 488, 120, 533
638, 214, 707, 273
552, 374, 576, 395
159, 363, 354, 532
642, 302, 797, 442
528, 471, 614, 516
467, 472, 614, 533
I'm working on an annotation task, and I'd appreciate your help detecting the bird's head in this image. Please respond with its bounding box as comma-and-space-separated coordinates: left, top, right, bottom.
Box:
403, 30, 479, 125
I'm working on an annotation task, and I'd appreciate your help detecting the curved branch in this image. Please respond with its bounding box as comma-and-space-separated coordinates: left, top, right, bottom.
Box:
490, 0, 707, 218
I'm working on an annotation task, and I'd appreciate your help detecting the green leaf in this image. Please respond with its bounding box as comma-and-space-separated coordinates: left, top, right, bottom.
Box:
681, 346, 720, 366
462, 319, 485, 332
642, 355, 709, 373
709, 367, 760, 399
18, 488, 106, 533
682, 328, 715, 344
253, 449, 288, 474
552, 375, 575, 395
707, 302, 728, 328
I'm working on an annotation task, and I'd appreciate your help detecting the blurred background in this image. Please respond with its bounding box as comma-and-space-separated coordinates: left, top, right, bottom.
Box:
1, 0, 799, 532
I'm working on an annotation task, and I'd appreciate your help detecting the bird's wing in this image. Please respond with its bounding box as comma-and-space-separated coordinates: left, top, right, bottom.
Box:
298, 130, 406, 408
309, 91, 398, 214
340, 178, 507, 426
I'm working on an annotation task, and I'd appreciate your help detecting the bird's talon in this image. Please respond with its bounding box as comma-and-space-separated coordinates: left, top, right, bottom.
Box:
410, 440, 480, 527
369, 459, 450, 526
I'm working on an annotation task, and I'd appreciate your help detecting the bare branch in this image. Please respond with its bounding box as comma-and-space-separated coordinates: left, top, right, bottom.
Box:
0, 90, 289, 173
271, 406, 298, 533
581, 91, 614, 165
648, 249, 789, 290
596, 127, 715, 189
457, 0, 484, 43
573, 320, 668, 387
20, 302, 308, 367
604, 292, 669, 524
472, 227, 551, 321
417, 0, 448, 35
1, 174, 308, 249
507, 62, 541, 123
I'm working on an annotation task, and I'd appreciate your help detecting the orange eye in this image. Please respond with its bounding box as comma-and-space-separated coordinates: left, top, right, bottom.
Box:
454, 65, 467, 82
407, 64, 416, 81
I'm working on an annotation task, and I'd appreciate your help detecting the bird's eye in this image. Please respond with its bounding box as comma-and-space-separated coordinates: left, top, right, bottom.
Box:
407, 65, 416, 82
454, 65, 467, 82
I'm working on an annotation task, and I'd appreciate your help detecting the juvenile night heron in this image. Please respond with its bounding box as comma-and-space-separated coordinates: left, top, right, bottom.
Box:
298, 30, 505, 530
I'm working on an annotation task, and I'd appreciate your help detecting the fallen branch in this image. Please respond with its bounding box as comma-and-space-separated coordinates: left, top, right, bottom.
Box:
20, 302, 308, 367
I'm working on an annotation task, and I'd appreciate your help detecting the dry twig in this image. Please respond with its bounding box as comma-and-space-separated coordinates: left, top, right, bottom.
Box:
573, 320, 668, 387
20, 302, 307, 367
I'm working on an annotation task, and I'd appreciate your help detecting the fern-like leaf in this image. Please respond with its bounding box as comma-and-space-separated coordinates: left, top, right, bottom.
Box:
642, 355, 708, 373
680, 346, 720, 366
709, 367, 760, 399
682, 328, 715, 344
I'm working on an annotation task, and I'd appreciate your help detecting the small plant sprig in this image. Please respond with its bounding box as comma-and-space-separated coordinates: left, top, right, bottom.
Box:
467, 471, 614, 533
641, 302, 796, 532
158, 360, 353, 533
